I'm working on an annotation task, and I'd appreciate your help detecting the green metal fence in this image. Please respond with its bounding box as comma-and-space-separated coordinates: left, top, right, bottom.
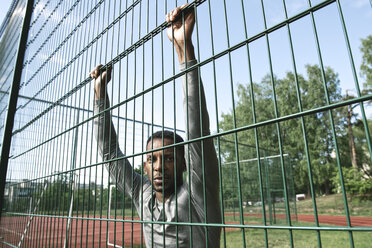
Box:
0, 0, 372, 247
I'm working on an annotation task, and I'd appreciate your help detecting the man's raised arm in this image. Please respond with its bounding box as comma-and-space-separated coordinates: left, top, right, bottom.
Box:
91, 65, 143, 200
166, 4, 220, 212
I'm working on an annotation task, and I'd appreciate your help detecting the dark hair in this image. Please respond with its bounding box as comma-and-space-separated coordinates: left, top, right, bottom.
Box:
146, 130, 185, 159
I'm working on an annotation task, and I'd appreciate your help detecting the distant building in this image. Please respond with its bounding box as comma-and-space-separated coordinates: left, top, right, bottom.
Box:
4, 180, 41, 211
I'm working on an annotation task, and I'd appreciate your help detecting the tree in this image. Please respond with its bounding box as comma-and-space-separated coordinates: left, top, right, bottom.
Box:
327, 35, 372, 198
219, 64, 343, 199
352, 119, 372, 179
360, 35, 372, 93
331, 166, 372, 198
333, 118, 372, 198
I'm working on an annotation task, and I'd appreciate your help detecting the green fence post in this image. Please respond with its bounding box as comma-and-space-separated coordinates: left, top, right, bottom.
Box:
0, 0, 35, 219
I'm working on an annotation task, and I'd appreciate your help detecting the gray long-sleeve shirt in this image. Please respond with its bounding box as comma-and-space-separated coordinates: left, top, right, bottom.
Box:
94, 60, 221, 247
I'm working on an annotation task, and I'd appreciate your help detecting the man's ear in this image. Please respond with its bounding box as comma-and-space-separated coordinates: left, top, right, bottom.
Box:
143, 162, 148, 176
181, 159, 186, 172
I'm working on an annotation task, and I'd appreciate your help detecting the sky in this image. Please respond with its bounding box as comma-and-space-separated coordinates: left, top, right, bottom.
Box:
1, 0, 371, 125
1, 0, 372, 182
0, 0, 12, 27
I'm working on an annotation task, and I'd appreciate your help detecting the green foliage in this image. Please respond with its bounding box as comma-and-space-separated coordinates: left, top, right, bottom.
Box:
333, 114, 372, 196
40, 178, 70, 212
8, 198, 30, 212
331, 167, 372, 196
360, 35, 372, 93
352, 119, 372, 178
8, 173, 136, 214
219, 64, 343, 198
24, 177, 101, 213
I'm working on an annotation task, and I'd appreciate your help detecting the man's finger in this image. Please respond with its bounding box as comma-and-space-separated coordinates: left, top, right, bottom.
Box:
89, 68, 96, 78
91, 64, 104, 79
166, 4, 189, 23
172, 8, 180, 19
96, 64, 103, 74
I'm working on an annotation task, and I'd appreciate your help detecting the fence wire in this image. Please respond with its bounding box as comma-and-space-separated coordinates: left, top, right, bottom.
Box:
0, 0, 372, 247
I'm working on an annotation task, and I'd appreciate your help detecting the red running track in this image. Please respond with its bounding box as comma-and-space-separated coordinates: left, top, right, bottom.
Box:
0, 216, 144, 247
224, 213, 372, 227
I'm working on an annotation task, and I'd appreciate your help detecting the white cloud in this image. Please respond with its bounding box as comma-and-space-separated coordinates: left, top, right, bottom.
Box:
286, 1, 308, 14
348, 0, 369, 8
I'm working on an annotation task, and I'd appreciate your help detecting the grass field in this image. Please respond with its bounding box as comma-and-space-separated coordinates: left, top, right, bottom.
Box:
221, 194, 372, 247
123, 227, 371, 248
295, 194, 372, 216
224, 193, 372, 218
222, 227, 371, 248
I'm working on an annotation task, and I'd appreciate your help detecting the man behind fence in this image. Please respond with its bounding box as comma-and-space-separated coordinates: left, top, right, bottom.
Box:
91, 4, 221, 247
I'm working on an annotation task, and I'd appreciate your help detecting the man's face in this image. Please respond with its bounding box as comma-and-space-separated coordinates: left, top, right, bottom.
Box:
144, 138, 185, 196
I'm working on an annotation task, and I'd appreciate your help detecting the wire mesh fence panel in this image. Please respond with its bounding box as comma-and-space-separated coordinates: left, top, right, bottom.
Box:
0, 0, 372, 247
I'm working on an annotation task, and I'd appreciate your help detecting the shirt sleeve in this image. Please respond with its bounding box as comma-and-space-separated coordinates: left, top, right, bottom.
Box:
93, 96, 145, 202
179, 60, 220, 220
